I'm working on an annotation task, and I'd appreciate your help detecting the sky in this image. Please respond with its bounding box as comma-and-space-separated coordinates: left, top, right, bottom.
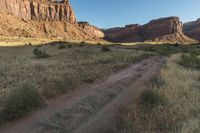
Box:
70, 0, 200, 28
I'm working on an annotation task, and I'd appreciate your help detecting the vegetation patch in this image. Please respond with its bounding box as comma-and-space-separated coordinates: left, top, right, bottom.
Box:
101, 45, 111, 52
58, 44, 66, 49
130, 44, 200, 56
33, 47, 50, 58
79, 41, 86, 47
67, 44, 73, 48
140, 89, 166, 109
0, 43, 151, 123
117, 54, 200, 132
178, 53, 200, 68
0, 84, 43, 122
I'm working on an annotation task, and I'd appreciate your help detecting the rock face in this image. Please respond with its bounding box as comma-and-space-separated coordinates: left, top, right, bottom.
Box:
0, 11, 101, 41
103, 24, 141, 42
0, 0, 104, 41
0, 0, 76, 23
183, 18, 200, 41
104, 17, 196, 43
141, 17, 183, 40
78, 22, 104, 38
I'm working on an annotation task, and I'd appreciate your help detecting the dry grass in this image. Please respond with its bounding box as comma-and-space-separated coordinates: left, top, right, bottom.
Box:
0, 43, 150, 122
0, 36, 54, 46
118, 54, 200, 133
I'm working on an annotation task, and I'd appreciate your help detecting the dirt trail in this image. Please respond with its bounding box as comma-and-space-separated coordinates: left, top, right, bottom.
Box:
0, 56, 165, 133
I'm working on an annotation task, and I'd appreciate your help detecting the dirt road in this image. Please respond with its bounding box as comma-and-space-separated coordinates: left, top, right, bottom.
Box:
0, 56, 165, 133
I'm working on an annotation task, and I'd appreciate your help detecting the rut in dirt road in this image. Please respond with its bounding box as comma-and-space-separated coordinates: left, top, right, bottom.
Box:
0, 56, 165, 133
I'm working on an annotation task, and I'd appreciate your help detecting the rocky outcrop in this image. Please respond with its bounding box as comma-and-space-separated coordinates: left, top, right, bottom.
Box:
141, 17, 183, 40
78, 22, 104, 38
0, 0, 76, 23
103, 24, 142, 42
183, 18, 200, 41
0, 0, 105, 41
104, 16, 197, 44
0, 9, 102, 41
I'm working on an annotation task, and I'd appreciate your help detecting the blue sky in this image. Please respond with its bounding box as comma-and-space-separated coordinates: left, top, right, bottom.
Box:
70, 0, 200, 28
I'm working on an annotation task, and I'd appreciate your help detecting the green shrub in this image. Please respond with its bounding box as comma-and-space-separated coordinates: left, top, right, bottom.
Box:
149, 76, 165, 87
32, 47, 50, 58
58, 45, 66, 49
97, 42, 102, 46
178, 53, 200, 68
101, 45, 111, 52
174, 43, 180, 47
79, 41, 86, 47
140, 89, 165, 109
0, 84, 43, 121
67, 44, 73, 48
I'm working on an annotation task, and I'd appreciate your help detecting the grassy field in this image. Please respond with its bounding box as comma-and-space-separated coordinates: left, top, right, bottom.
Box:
0, 43, 151, 122
125, 44, 200, 55
1, 42, 200, 132
118, 53, 200, 133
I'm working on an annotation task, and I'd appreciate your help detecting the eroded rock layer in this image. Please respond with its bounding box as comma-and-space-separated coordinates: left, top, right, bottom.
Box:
184, 18, 200, 41
0, 0, 105, 41
104, 17, 196, 44
0, 10, 101, 41
0, 0, 76, 23
78, 22, 104, 38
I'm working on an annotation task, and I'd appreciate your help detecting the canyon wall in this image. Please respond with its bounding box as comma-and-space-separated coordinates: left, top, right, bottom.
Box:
184, 18, 200, 41
78, 22, 104, 38
141, 17, 183, 40
0, 0, 76, 23
103, 17, 196, 43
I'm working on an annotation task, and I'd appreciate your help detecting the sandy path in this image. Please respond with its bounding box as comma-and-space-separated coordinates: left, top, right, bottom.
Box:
0, 56, 165, 133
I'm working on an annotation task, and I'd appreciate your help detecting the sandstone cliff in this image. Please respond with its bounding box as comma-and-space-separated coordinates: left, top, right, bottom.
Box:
184, 18, 200, 41
104, 17, 196, 44
0, 0, 104, 41
0, 0, 76, 23
0, 9, 100, 41
103, 24, 141, 42
78, 22, 104, 38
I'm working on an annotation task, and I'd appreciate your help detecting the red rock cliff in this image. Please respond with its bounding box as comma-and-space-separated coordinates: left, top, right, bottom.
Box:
183, 18, 200, 41
78, 21, 104, 38
104, 16, 196, 43
141, 17, 183, 40
0, 0, 76, 23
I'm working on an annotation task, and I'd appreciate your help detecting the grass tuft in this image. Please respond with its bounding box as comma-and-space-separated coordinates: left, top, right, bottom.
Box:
140, 89, 166, 109
0, 84, 43, 122
178, 53, 200, 68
